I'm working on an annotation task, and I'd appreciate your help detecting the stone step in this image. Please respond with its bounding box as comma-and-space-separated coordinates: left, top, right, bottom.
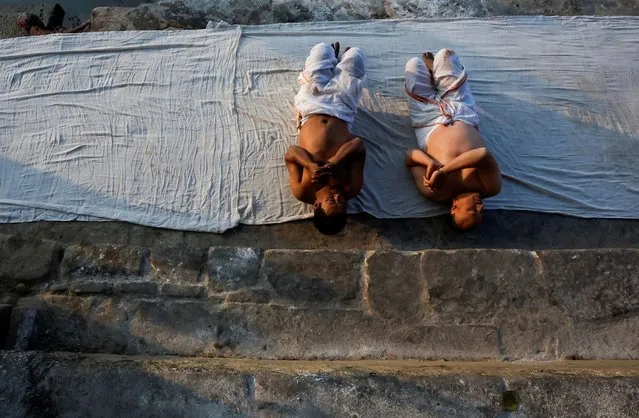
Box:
1, 214, 638, 251
2, 235, 638, 360
2, 352, 639, 417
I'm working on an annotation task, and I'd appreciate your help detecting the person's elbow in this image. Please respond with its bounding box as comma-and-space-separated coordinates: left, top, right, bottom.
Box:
484, 176, 502, 197
284, 145, 297, 163
476, 147, 490, 160
404, 148, 417, 166
344, 182, 363, 199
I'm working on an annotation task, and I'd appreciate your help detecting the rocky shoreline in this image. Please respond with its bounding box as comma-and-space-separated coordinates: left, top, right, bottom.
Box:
1, 0, 638, 38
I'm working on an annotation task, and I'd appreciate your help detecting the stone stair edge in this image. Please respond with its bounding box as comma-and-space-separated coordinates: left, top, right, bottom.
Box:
1, 229, 637, 300
1, 231, 637, 274
5, 350, 639, 377
2, 350, 639, 417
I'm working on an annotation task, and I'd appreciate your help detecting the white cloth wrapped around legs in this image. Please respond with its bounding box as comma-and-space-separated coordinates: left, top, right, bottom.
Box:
405, 49, 480, 150
294, 43, 367, 130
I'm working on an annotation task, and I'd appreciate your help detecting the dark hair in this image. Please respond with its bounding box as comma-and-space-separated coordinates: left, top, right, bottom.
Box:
313, 205, 347, 235
18, 14, 46, 29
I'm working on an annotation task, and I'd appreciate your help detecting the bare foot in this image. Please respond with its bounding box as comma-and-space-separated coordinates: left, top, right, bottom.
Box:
331, 42, 340, 58
422, 52, 435, 85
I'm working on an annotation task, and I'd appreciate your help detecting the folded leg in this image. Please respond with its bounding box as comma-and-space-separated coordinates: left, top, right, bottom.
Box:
298, 43, 338, 87
405, 56, 445, 150
328, 47, 367, 112
432, 48, 477, 114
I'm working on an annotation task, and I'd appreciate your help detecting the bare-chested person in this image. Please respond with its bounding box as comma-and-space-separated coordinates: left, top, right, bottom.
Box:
404, 49, 501, 230
285, 42, 367, 235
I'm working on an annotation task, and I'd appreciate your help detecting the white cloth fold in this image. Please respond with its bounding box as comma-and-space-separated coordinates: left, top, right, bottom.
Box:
294, 43, 367, 130
405, 49, 480, 150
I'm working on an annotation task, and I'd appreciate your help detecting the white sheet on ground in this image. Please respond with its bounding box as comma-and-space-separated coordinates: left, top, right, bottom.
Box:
0, 18, 638, 232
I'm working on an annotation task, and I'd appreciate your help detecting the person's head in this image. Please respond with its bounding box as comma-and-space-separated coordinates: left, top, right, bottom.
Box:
16, 14, 29, 33
313, 189, 347, 235
16, 14, 44, 34
451, 192, 484, 230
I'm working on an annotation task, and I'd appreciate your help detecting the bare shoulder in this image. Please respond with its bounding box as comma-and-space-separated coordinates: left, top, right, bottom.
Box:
477, 150, 502, 197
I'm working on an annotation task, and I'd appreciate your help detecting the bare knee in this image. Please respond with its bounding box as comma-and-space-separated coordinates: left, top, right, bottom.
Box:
405, 56, 424, 75
309, 43, 336, 61
338, 47, 366, 77
434, 48, 456, 61
342, 46, 363, 59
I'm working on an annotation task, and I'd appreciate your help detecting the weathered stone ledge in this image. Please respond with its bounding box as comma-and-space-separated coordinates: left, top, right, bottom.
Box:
2, 351, 639, 417
1, 234, 638, 360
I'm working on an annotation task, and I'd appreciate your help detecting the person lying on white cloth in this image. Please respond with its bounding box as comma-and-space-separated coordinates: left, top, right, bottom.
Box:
285, 42, 367, 235
404, 49, 502, 230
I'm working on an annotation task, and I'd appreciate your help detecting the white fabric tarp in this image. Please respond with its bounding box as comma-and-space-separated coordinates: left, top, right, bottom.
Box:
0, 17, 638, 232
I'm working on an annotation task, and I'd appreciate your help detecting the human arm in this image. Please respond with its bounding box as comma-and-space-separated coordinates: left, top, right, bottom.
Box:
428, 147, 502, 196
405, 148, 442, 183
341, 151, 366, 199
285, 145, 316, 170
407, 165, 448, 201
314, 138, 365, 186
327, 138, 364, 167
284, 146, 317, 204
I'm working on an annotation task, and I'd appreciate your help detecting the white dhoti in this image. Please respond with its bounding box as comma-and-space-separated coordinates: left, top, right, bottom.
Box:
405, 48, 479, 150
294, 43, 367, 130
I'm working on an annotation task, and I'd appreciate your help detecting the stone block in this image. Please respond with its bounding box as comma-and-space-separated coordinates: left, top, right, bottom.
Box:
539, 249, 639, 321
61, 244, 150, 280
0, 235, 62, 287
224, 289, 271, 304
422, 249, 543, 323
0, 303, 12, 348
262, 250, 363, 307
0, 352, 251, 418
207, 247, 263, 292
69, 281, 113, 295
47, 283, 70, 294
27, 295, 131, 354
253, 372, 503, 417
25, 297, 498, 359
114, 281, 158, 296
497, 306, 571, 361
150, 247, 206, 284
161, 284, 206, 298
367, 251, 426, 321
5, 297, 44, 351
558, 317, 639, 360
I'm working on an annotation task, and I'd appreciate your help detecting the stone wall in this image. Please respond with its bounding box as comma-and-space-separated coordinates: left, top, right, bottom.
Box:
3, 234, 639, 361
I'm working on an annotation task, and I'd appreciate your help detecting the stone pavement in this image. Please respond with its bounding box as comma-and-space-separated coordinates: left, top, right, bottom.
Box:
2, 353, 639, 417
